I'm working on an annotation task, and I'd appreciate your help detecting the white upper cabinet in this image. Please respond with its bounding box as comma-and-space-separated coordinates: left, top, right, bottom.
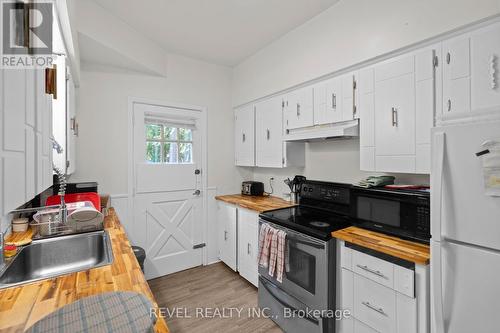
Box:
341, 72, 359, 121
374, 56, 416, 157
284, 86, 314, 130
358, 67, 376, 171
442, 35, 471, 115
234, 105, 255, 166
255, 96, 284, 167
314, 77, 343, 125
470, 22, 500, 112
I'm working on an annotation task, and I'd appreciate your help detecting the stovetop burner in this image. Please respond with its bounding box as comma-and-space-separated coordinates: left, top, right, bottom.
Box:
309, 221, 331, 228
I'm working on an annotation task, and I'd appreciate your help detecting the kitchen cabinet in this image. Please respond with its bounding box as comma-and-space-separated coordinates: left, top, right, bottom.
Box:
237, 208, 259, 287
337, 241, 428, 333
470, 21, 500, 112
284, 86, 314, 130
358, 67, 376, 171
341, 72, 359, 121
66, 74, 77, 175
234, 105, 255, 166
442, 35, 471, 115
314, 77, 343, 125
0, 68, 53, 221
217, 201, 238, 271
255, 96, 305, 168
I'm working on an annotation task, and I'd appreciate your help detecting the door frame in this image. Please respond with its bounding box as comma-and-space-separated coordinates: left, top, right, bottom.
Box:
127, 97, 209, 266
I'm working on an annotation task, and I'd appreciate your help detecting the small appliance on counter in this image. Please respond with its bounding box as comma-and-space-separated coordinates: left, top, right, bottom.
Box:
241, 181, 264, 196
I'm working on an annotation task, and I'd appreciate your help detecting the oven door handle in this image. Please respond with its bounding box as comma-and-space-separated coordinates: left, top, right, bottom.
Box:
260, 277, 319, 325
288, 236, 325, 250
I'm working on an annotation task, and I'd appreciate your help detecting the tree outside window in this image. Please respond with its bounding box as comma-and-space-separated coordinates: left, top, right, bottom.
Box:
146, 124, 193, 164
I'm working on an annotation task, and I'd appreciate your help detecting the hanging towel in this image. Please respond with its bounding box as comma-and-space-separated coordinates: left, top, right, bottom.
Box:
258, 224, 274, 268
268, 229, 280, 277
257, 223, 268, 264
275, 230, 287, 283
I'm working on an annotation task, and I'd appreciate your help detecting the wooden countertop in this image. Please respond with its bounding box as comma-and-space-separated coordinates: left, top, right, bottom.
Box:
0, 208, 169, 333
332, 227, 430, 265
215, 194, 295, 213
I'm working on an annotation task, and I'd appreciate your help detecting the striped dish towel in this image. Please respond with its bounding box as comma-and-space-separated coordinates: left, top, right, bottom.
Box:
275, 230, 287, 283
268, 228, 280, 277
258, 224, 273, 267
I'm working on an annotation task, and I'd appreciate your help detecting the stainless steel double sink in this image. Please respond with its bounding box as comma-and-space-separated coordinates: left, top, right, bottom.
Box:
0, 230, 114, 289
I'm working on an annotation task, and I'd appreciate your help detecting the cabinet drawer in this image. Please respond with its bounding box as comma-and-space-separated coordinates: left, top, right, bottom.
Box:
353, 274, 396, 333
352, 250, 394, 289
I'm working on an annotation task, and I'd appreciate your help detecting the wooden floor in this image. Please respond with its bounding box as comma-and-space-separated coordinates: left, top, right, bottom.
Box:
149, 262, 282, 333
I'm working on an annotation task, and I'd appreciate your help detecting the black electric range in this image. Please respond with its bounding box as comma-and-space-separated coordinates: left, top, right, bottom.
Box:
259, 180, 352, 240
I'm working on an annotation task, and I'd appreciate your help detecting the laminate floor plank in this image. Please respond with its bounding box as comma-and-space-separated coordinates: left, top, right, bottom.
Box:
149, 263, 282, 333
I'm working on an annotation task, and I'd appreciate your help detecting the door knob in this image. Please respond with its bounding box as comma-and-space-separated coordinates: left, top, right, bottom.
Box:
193, 190, 201, 196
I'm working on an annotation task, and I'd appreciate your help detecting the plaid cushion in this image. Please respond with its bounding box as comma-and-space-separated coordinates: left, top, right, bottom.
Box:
26, 292, 156, 333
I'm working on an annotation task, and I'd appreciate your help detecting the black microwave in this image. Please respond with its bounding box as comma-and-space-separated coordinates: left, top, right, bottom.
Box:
350, 187, 430, 243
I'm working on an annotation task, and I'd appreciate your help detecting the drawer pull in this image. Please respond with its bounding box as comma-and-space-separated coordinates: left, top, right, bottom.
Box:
356, 264, 388, 279
362, 301, 388, 317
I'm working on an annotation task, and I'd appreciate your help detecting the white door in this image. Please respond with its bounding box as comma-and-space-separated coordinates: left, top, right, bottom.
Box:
325, 77, 343, 124
234, 105, 255, 166
132, 102, 204, 279
442, 36, 471, 114
237, 208, 259, 287
341, 72, 358, 121
255, 96, 283, 167
431, 121, 500, 250
471, 22, 500, 112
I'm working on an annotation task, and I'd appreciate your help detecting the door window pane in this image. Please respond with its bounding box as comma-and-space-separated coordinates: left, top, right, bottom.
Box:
146, 141, 162, 163
145, 123, 193, 164
178, 143, 192, 163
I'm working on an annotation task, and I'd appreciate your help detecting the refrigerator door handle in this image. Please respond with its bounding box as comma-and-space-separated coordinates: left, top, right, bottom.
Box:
431, 242, 445, 333
431, 131, 446, 241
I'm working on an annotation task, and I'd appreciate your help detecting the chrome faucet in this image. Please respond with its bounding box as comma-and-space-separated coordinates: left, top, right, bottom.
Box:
53, 165, 67, 225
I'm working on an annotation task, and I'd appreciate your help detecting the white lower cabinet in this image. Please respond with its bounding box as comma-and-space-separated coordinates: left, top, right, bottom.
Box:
237, 208, 259, 286
217, 201, 260, 287
337, 241, 428, 333
217, 201, 238, 271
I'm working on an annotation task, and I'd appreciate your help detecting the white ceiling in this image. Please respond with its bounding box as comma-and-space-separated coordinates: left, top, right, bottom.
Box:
89, 0, 339, 66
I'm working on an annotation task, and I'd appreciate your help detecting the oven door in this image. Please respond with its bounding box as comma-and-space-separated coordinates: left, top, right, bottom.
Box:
259, 220, 329, 310
258, 276, 325, 333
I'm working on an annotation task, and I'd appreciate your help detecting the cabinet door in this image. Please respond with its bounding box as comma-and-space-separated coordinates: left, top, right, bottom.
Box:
217, 202, 237, 271
471, 22, 500, 112
255, 96, 283, 168
341, 72, 358, 121
35, 69, 53, 193
314, 78, 342, 125
285, 87, 313, 130
375, 73, 416, 156
443, 36, 471, 114
66, 75, 77, 175
234, 105, 255, 166
237, 208, 259, 287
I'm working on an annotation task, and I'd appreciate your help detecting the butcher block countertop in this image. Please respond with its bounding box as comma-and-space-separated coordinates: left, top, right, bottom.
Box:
215, 194, 295, 212
0, 208, 169, 333
332, 227, 430, 265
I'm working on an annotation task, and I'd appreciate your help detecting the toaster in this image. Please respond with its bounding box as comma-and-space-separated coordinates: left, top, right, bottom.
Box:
241, 181, 265, 196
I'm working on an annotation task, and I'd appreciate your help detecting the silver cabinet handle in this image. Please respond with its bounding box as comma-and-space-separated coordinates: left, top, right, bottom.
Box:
446, 52, 451, 65
447, 99, 452, 112
332, 93, 337, 109
491, 55, 497, 89
356, 264, 388, 279
391, 107, 398, 127
296, 103, 301, 116
247, 243, 251, 255
242, 133, 246, 142
266, 129, 270, 140
224, 231, 228, 241
362, 301, 387, 316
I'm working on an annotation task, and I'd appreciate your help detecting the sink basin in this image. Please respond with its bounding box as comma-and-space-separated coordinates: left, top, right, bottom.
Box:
0, 230, 113, 289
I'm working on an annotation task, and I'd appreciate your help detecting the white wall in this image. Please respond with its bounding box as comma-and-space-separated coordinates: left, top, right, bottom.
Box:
232, 0, 500, 195
72, 53, 247, 196
250, 140, 430, 198
232, 0, 500, 106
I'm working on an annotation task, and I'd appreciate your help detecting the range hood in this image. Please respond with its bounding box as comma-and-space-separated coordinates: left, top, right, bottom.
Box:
284, 119, 359, 142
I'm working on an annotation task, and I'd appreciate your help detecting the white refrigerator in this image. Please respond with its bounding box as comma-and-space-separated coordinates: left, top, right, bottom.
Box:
431, 119, 500, 333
